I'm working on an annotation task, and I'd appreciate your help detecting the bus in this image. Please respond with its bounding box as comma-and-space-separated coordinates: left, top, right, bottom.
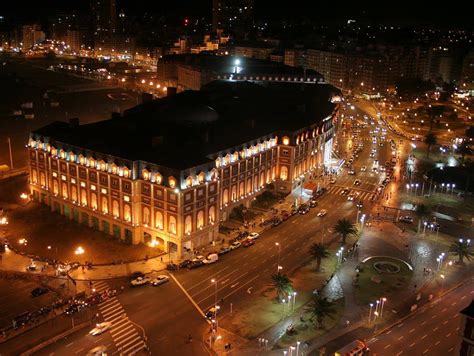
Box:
334, 340, 369, 356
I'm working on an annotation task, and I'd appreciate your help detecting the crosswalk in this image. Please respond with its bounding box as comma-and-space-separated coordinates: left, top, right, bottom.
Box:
326, 185, 376, 201
93, 281, 148, 355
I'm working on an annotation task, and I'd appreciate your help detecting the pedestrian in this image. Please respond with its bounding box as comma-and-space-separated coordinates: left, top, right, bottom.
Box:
160, 257, 163, 262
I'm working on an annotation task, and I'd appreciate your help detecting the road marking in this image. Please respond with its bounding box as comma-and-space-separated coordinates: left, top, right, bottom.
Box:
100, 301, 121, 313
442, 308, 447, 312
74, 348, 84, 354
270, 254, 275, 258
66, 342, 74, 347
433, 327, 439, 331
221, 278, 230, 285
409, 328, 415, 333
446, 333, 451, 337
421, 335, 427, 340
184, 266, 231, 291
102, 305, 123, 317
117, 335, 142, 350
409, 342, 416, 347
169, 273, 208, 322
107, 314, 126, 325
110, 317, 129, 331
423, 349, 429, 354
230, 282, 240, 288
93, 337, 103, 344
113, 328, 135, 342
421, 321, 427, 326
386, 330, 392, 334
384, 344, 391, 349
431, 315, 437, 319
461, 295, 466, 300
435, 341, 440, 346
452, 302, 457, 306
396, 352, 403, 356
397, 336, 404, 341
122, 341, 146, 355
443, 320, 448, 325
448, 347, 454, 352
115, 332, 139, 347
397, 323, 404, 328
111, 323, 134, 337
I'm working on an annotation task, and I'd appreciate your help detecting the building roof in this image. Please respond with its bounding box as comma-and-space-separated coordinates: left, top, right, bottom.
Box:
33, 80, 339, 171
460, 300, 474, 318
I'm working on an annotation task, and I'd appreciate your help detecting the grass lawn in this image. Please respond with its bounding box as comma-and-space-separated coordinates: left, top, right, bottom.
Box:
220, 255, 337, 339
354, 256, 414, 305
275, 297, 345, 349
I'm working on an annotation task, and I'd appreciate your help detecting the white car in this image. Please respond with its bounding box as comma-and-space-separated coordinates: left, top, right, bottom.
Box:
347, 193, 355, 201
130, 276, 151, 287
360, 166, 367, 172
248, 232, 260, 240
89, 322, 112, 336
317, 209, 327, 217
151, 275, 169, 286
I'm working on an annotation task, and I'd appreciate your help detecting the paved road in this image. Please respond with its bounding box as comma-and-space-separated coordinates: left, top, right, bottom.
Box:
368, 279, 473, 356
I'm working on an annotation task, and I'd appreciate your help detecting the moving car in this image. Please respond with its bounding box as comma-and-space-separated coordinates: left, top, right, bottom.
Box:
26, 262, 37, 271
348, 169, 356, 175
89, 322, 112, 336
330, 177, 337, 184
230, 241, 241, 250
347, 193, 355, 201
203, 253, 219, 264
399, 216, 413, 224
205, 306, 220, 320
309, 199, 318, 208
248, 232, 260, 240
31, 287, 49, 297
87, 346, 107, 356
360, 166, 367, 172
130, 276, 151, 287
354, 179, 361, 186
317, 209, 327, 217
151, 275, 170, 286
341, 188, 350, 195
243, 239, 255, 247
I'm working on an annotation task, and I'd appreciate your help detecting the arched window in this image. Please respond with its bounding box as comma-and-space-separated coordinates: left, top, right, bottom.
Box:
112, 200, 120, 218
91, 193, 98, 209
89, 158, 96, 168
186, 176, 193, 187
155, 211, 163, 230
40, 172, 46, 186
208, 206, 216, 223
253, 176, 258, 190
142, 206, 150, 225
111, 163, 118, 174
62, 183, 68, 199
123, 167, 130, 178
69, 152, 75, 161
124, 204, 131, 222
168, 176, 176, 188
197, 211, 204, 229
31, 170, 38, 184
99, 160, 107, 171
246, 178, 252, 194
81, 190, 87, 205
266, 169, 271, 183
280, 166, 288, 181
197, 172, 205, 184
260, 172, 265, 187
184, 215, 192, 234
53, 180, 59, 195
142, 169, 150, 180
239, 182, 245, 197
71, 185, 77, 202
169, 216, 177, 234
231, 185, 237, 200
155, 173, 162, 184
101, 197, 108, 214
79, 155, 85, 165
222, 188, 229, 205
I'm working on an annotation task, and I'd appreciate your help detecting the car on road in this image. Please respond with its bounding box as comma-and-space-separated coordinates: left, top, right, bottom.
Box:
151, 275, 170, 286
87, 346, 107, 356
330, 177, 337, 184
399, 216, 413, 224
89, 322, 112, 336
348, 169, 356, 175
354, 179, 361, 186
130, 271, 145, 280
341, 188, 350, 195
281, 211, 291, 220
188, 259, 205, 269
179, 260, 192, 269
248, 232, 259, 240
65, 301, 86, 315
360, 166, 367, 172
272, 218, 282, 226
369, 152, 375, 158
230, 241, 241, 250
130, 276, 151, 287
26, 262, 37, 271
236, 231, 249, 240
205, 305, 220, 320
347, 193, 355, 201
299, 204, 310, 214
218, 245, 231, 255
243, 239, 255, 248
309, 199, 318, 208
203, 253, 219, 264
31, 287, 49, 297
317, 209, 327, 217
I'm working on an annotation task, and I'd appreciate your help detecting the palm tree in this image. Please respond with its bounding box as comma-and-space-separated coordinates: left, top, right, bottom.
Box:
271, 273, 293, 301
415, 204, 430, 234
334, 218, 357, 244
457, 142, 472, 162
427, 105, 446, 131
305, 295, 336, 328
449, 240, 474, 264
424, 132, 437, 158
309, 243, 329, 271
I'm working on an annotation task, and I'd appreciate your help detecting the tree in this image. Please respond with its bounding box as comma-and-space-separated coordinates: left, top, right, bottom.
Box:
424, 132, 437, 158
457, 141, 472, 162
334, 218, 357, 244
305, 295, 336, 327
271, 273, 293, 301
415, 204, 430, 233
427, 105, 446, 131
309, 243, 329, 271
449, 240, 474, 264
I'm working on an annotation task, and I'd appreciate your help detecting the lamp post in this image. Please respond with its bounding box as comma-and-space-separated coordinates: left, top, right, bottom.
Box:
423, 221, 428, 235
292, 291, 297, 312
296, 341, 301, 356
451, 184, 456, 195
380, 298, 387, 318
276, 242, 281, 273
368, 303, 374, 323
282, 299, 286, 317
287, 295, 292, 314
211, 279, 218, 331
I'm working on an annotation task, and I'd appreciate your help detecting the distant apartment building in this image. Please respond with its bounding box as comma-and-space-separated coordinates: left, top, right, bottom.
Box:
460, 50, 474, 82
21, 24, 45, 50
455, 300, 474, 356
66, 30, 83, 52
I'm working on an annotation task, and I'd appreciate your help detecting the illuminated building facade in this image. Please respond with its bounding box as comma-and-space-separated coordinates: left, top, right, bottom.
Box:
28, 81, 340, 259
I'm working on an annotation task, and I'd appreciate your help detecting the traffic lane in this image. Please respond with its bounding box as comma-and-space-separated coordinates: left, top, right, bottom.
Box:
117, 275, 208, 354
369, 282, 473, 355
36, 325, 116, 356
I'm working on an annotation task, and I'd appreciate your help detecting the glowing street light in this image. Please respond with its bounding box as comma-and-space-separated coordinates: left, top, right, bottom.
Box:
275, 242, 281, 273
20, 193, 28, 200
74, 246, 85, 255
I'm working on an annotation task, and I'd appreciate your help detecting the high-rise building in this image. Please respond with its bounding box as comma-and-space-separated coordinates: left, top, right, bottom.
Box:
21, 24, 45, 50
212, 0, 254, 37
91, 0, 117, 35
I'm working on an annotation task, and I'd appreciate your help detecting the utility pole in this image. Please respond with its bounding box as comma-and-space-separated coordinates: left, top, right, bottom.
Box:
7, 138, 13, 170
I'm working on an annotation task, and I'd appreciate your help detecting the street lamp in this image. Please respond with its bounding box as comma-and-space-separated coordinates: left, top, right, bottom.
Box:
380, 298, 387, 318
368, 303, 374, 323
74, 246, 84, 255
276, 242, 281, 273
296, 341, 301, 355
211, 279, 218, 331
292, 291, 297, 312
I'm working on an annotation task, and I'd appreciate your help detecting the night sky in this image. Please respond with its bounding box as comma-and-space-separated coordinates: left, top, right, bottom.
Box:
0, 0, 472, 28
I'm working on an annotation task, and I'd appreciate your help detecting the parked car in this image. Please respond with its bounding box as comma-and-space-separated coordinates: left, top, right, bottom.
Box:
309, 199, 318, 208
317, 209, 327, 217
248, 232, 260, 240
131, 276, 150, 287
151, 275, 170, 286
179, 260, 192, 269
26, 262, 37, 271
230, 241, 241, 250
243, 239, 255, 247
203, 253, 219, 264
188, 259, 205, 269
361, 166, 367, 172
272, 218, 282, 227
130, 271, 145, 280
31, 287, 49, 297
399, 216, 413, 224
281, 211, 291, 221
89, 322, 112, 336
236, 231, 249, 240
298, 204, 310, 214
218, 245, 231, 255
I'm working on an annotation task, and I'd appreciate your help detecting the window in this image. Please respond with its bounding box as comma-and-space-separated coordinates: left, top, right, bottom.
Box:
168, 176, 176, 188
142, 169, 150, 180
124, 204, 131, 222
123, 167, 130, 178
40, 172, 46, 186
169, 216, 177, 234
155, 173, 162, 184
260, 172, 265, 187
231, 185, 237, 200
247, 178, 252, 194
113, 200, 120, 218
280, 166, 288, 181
101, 197, 108, 214
239, 182, 244, 197
62, 183, 68, 199
155, 211, 163, 230
31, 170, 38, 184
282, 136, 290, 145
186, 176, 193, 187
222, 188, 229, 205
81, 190, 87, 205
184, 215, 192, 234
53, 180, 59, 195
71, 185, 77, 202
143, 206, 150, 225
197, 211, 204, 229
91, 193, 98, 209
79, 155, 85, 165
208, 206, 216, 223
111, 163, 117, 175
197, 172, 205, 184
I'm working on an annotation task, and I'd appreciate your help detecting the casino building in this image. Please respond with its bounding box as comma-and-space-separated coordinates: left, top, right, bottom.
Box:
28, 80, 341, 259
